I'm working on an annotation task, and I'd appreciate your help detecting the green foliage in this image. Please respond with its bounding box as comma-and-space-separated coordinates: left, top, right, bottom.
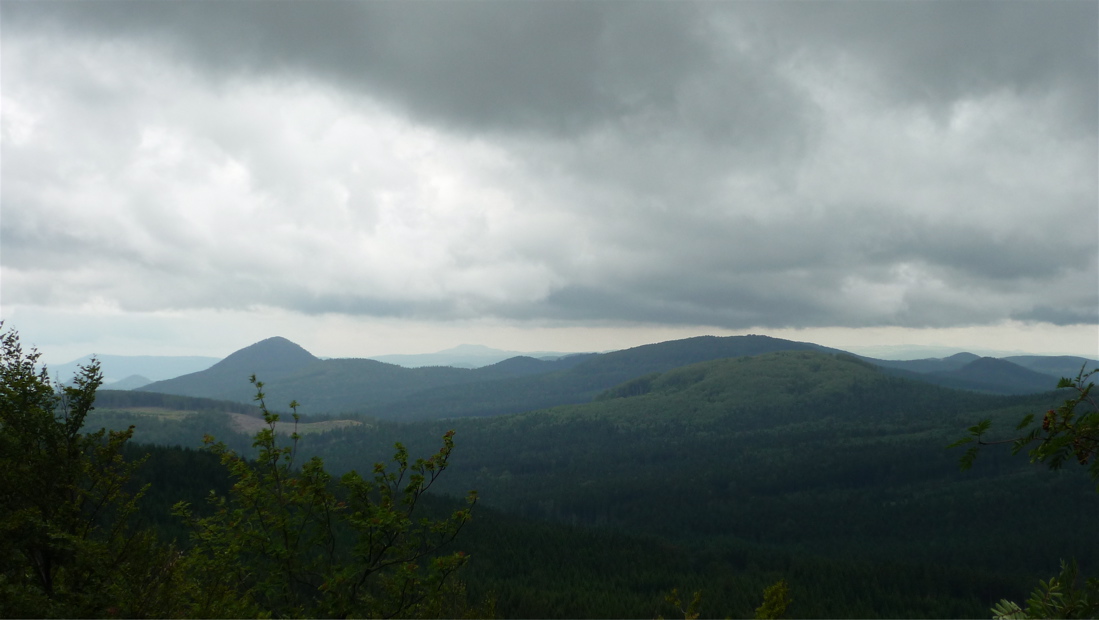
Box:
662, 588, 702, 619
594, 373, 659, 401
950, 367, 1098, 486
307, 352, 1086, 617
655, 579, 791, 619
951, 369, 1099, 619
754, 579, 791, 619
0, 324, 183, 618
93, 389, 262, 415
991, 560, 1099, 619
657, 580, 791, 620
172, 375, 479, 618
1, 325, 481, 618
1018, 560, 1098, 619
991, 598, 1027, 619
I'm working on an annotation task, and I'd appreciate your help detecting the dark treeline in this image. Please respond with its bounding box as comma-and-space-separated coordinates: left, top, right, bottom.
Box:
12, 333, 1096, 618
94, 389, 263, 415
122, 440, 1020, 618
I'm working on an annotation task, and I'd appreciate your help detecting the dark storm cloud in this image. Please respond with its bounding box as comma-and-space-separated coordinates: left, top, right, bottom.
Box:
13, 1, 1092, 132
734, 1, 1099, 127
4, 1, 715, 135
2, 1, 1096, 332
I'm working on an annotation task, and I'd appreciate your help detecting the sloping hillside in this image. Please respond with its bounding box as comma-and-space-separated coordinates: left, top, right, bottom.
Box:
865, 352, 980, 373
1003, 355, 1099, 378
926, 357, 1061, 394
140, 333, 1071, 418
139, 337, 591, 414
140, 334, 836, 417
862, 353, 1071, 394
307, 351, 1093, 589
359, 334, 838, 419
142, 337, 320, 403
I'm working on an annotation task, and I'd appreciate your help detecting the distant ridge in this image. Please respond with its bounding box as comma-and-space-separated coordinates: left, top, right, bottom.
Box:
49, 354, 219, 384
369, 344, 582, 368
358, 334, 843, 420
137, 333, 1081, 418
926, 357, 1061, 394
865, 352, 981, 374
1003, 355, 1099, 378
105, 374, 153, 390
214, 336, 319, 376
141, 337, 320, 403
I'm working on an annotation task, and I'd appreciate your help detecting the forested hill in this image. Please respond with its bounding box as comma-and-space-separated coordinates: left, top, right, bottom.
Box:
356, 334, 840, 420
141, 336, 320, 403
353, 334, 839, 422
137, 333, 1084, 418
81, 349, 1096, 617
865, 353, 1097, 394
139, 337, 593, 415
136, 334, 832, 416
93, 390, 262, 415
300, 351, 1095, 605
924, 356, 1064, 394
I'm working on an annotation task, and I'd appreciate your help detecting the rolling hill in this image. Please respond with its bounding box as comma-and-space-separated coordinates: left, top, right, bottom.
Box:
139, 337, 594, 415
140, 336, 320, 403
304, 351, 1095, 600
92, 348, 1097, 618
138, 334, 1077, 418
925, 356, 1063, 394
355, 334, 842, 419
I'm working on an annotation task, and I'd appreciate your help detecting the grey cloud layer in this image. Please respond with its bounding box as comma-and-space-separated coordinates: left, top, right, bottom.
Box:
11, 2, 1093, 132
2, 1, 1096, 330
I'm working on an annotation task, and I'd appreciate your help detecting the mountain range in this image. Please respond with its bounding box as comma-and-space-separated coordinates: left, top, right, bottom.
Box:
85, 336, 1099, 618
130, 335, 1097, 418
49, 354, 220, 388
97, 347, 1098, 618
366, 343, 582, 368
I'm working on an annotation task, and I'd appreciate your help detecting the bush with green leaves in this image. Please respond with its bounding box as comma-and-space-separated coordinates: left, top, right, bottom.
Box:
0, 325, 183, 617
172, 376, 481, 618
0, 324, 482, 618
952, 367, 1098, 487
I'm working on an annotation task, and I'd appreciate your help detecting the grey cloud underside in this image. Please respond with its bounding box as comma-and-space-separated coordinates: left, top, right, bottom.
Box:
7, 2, 711, 135
11, 2, 1095, 134
2, 2, 1096, 330
744, 3, 1098, 119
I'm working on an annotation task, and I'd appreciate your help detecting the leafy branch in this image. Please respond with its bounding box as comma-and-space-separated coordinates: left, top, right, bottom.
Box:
949, 367, 1098, 487
950, 366, 1099, 619
172, 375, 478, 618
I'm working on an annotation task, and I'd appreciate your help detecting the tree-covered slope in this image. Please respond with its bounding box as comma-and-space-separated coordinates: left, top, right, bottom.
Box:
358, 334, 838, 420
864, 352, 981, 373
306, 351, 1095, 586
925, 357, 1062, 394
123, 440, 1011, 619
94, 349, 1095, 618
139, 337, 594, 415
1002, 354, 1099, 378
141, 336, 320, 403
139, 334, 1071, 418
93, 389, 263, 414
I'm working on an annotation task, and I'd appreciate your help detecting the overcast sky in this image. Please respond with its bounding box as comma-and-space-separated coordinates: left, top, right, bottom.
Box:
2, 0, 1097, 365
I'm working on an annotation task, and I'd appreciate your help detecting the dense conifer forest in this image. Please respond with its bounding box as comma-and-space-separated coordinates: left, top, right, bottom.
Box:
3, 326, 1097, 618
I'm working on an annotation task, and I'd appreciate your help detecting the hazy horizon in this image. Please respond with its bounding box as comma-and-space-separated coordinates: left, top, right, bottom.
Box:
34, 330, 1099, 371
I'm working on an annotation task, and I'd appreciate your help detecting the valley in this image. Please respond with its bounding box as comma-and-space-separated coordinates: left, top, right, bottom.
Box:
76, 335, 1099, 617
